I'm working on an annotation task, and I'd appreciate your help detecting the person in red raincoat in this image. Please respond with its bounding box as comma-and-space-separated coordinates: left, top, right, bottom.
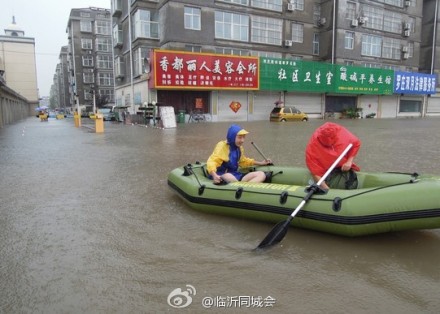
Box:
305, 122, 361, 190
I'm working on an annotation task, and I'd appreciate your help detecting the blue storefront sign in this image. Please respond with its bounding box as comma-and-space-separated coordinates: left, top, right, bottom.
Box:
394, 71, 437, 95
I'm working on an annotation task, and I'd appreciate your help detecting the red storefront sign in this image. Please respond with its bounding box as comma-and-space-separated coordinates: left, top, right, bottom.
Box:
152, 50, 259, 90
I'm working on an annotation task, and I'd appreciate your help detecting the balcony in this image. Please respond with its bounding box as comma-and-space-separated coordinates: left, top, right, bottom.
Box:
112, 0, 122, 17
135, 21, 159, 40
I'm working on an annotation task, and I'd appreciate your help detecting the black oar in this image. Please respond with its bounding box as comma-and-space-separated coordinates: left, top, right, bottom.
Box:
251, 142, 273, 165
256, 143, 354, 250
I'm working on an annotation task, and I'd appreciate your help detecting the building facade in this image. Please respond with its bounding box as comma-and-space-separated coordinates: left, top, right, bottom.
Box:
53, 46, 71, 112
107, 0, 440, 121
420, 0, 440, 114
0, 16, 39, 106
42, 0, 440, 120
65, 7, 114, 114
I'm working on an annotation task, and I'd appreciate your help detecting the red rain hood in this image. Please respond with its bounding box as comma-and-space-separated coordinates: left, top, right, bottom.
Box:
305, 122, 361, 177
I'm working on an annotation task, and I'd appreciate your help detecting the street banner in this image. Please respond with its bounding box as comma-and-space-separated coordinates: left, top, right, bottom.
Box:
152, 50, 259, 90
394, 71, 437, 95
260, 58, 394, 95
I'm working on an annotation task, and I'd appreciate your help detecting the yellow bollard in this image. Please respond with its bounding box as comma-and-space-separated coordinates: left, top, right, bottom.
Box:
73, 113, 82, 127
95, 113, 104, 133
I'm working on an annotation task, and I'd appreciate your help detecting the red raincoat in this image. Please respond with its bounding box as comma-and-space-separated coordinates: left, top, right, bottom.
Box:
305, 122, 361, 177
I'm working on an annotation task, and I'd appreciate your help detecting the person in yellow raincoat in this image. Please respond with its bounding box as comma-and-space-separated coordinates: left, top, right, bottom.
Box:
207, 124, 272, 184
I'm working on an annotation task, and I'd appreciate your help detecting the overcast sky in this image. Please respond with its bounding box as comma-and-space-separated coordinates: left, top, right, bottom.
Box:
0, 0, 111, 98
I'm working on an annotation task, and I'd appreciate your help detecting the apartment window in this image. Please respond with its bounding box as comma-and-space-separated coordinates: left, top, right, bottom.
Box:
95, 21, 111, 35
409, 17, 416, 32
81, 38, 93, 49
290, 55, 303, 60
292, 0, 304, 11
251, 16, 282, 45
291, 22, 303, 43
363, 63, 382, 68
250, 51, 282, 58
344, 60, 354, 66
133, 9, 159, 39
313, 3, 321, 25
185, 45, 202, 52
133, 47, 150, 77
215, 47, 250, 56
97, 55, 112, 69
98, 73, 113, 86
113, 24, 123, 46
112, 0, 122, 11
361, 34, 382, 57
251, 0, 283, 12
83, 72, 94, 84
345, 32, 354, 49
82, 55, 94, 67
114, 56, 125, 78
383, 64, 400, 70
313, 33, 319, 55
408, 42, 414, 57
84, 90, 92, 100
377, 0, 405, 6
364, 6, 383, 30
96, 38, 112, 52
346, 2, 356, 20
100, 89, 114, 103
184, 6, 201, 30
80, 21, 92, 32
382, 38, 401, 59
215, 11, 249, 41
383, 11, 402, 33
218, 0, 249, 5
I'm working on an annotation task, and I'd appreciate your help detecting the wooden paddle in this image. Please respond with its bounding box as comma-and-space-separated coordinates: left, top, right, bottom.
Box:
255, 143, 354, 250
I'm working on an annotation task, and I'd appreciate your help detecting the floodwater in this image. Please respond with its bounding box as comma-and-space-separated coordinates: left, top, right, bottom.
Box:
0, 116, 439, 313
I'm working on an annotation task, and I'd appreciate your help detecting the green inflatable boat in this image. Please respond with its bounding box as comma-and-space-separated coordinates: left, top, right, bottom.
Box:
167, 162, 440, 237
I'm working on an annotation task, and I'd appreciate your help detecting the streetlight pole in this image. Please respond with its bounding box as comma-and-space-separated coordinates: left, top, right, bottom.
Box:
91, 85, 96, 114
128, 0, 135, 114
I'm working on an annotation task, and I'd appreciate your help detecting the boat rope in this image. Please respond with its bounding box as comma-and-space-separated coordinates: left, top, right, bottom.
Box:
184, 163, 206, 195
335, 179, 419, 202
184, 163, 421, 205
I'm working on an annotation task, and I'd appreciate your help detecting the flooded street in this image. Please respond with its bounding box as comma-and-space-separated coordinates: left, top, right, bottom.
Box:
1, 116, 439, 313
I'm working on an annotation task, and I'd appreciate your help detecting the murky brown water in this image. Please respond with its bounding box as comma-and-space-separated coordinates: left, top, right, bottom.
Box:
1, 117, 439, 313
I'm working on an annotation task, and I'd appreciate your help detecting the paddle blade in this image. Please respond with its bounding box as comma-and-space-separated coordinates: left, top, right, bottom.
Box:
256, 219, 291, 250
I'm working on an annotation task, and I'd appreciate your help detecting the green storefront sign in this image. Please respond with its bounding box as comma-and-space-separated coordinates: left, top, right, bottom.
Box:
260, 58, 394, 95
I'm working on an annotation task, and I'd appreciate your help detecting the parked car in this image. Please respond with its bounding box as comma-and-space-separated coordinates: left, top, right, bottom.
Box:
98, 108, 114, 121
270, 106, 308, 122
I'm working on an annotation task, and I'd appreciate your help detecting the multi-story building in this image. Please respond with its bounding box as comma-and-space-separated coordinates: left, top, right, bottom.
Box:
53, 46, 70, 111
420, 0, 440, 114
108, 0, 439, 121
65, 7, 114, 114
0, 16, 39, 106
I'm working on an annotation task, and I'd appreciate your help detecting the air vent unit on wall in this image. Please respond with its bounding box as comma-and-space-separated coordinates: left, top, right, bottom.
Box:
358, 16, 368, 24
403, 52, 409, 59
284, 40, 293, 47
402, 46, 409, 53
351, 19, 358, 27
404, 29, 411, 37
318, 17, 326, 26
404, 0, 411, 7
287, 3, 295, 11
403, 22, 411, 30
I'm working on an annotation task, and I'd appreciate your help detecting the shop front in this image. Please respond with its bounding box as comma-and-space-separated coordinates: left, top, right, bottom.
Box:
150, 49, 259, 122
